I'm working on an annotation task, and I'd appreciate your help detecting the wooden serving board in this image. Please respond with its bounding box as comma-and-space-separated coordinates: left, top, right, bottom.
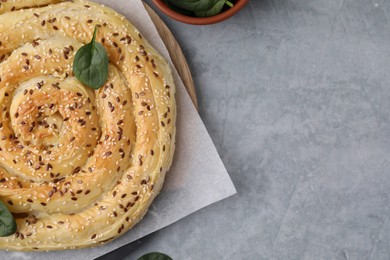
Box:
144, 3, 199, 110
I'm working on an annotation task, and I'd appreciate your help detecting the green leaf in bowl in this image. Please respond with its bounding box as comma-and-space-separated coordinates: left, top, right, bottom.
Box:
166, 0, 233, 17
163, 0, 195, 16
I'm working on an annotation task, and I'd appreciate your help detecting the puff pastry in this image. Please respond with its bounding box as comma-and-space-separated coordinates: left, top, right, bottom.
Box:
0, 0, 175, 251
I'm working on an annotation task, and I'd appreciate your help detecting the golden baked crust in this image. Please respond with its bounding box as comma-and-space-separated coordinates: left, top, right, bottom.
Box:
0, 0, 176, 251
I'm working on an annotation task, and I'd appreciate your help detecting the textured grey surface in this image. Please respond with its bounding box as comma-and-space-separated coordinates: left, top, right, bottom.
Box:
102, 0, 390, 259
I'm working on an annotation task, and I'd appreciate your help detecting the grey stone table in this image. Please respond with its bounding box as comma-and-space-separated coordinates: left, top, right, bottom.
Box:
101, 0, 390, 259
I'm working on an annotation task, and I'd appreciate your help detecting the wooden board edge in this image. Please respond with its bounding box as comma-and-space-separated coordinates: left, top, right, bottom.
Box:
143, 3, 199, 110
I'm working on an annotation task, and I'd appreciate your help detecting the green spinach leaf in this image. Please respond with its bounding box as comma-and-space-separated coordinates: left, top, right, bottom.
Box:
0, 201, 16, 237
163, 0, 194, 16
137, 252, 173, 260
194, 0, 228, 17
73, 27, 109, 90
166, 0, 233, 17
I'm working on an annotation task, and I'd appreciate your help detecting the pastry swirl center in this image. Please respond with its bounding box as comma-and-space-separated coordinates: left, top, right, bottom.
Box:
1, 76, 100, 181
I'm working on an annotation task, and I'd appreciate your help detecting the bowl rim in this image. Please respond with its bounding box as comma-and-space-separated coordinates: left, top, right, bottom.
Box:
152, 0, 249, 25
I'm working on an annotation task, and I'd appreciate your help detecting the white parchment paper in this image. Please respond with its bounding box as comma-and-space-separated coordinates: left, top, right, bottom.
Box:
2, 1, 236, 259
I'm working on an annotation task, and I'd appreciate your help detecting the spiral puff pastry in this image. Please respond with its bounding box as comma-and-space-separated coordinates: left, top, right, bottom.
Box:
0, 0, 176, 251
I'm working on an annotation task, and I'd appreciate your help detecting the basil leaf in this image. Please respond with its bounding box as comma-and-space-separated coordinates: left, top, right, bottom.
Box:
0, 201, 16, 237
166, 0, 232, 17
73, 27, 109, 90
137, 252, 173, 260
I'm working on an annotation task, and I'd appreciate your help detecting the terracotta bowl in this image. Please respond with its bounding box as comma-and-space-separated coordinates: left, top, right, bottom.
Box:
152, 0, 249, 25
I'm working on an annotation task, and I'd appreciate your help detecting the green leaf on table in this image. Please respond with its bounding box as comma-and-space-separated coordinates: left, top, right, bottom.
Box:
166, 0, 233, 17
73, 26, 109, 90
0, 201, 16, 237
137, 252, 173, 260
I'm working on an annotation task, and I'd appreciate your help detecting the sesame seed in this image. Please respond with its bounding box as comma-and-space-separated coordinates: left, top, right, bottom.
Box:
32, 40, 39, 47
